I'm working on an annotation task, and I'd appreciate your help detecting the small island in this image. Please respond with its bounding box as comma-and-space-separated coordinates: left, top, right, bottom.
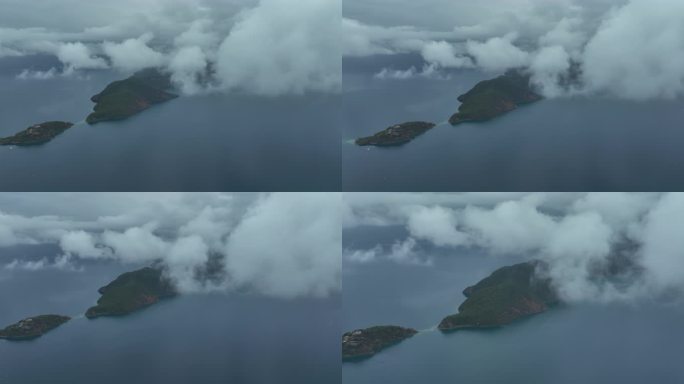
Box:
86, 68, 178, 125
0, 121, 74, 146
0, 315, 71, 341
356, 121, 436, 147
342, 325, 418, 361
438, 261, 558, 331
85, 266, 177, 319
449, 71, 542, 125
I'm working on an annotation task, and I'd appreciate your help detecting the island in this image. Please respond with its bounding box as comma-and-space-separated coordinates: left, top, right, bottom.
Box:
0, 315, 71, 341
438, 261, 559, 331
342, 325, 418, 361
86, 68, 178, 125
356, 121, 436, 147
85, 266, 177, 319
449, 70, 542, 125
0, 121, 74, 146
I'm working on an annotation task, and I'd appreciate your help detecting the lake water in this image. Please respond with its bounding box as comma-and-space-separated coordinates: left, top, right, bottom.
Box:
0, 56, 340, 191
0, 245, 341, 384
343, 226, 684, 384
343, 54, 684, 191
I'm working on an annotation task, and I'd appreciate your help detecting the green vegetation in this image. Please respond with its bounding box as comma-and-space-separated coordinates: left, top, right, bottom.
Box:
0, 315, 70, 341
85, 267, 177, 319
86, 68, 178, 125
438, 261, 558, 331
449, 71, 542, 125
356, 121, 436, 146
342, 325, 418, 361
0, 121, 74, 146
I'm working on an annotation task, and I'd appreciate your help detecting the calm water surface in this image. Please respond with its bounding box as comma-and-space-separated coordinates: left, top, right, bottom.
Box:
343, 226, 684, 384
0, 245, 340, 384
0, 56, 340, 191
343, 54, 684, 191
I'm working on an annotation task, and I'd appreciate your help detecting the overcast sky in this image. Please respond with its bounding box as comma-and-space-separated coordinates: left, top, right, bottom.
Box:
0, 0, 340, 95
0, 193, 341, 299
344, 193, 684, 304
344, 0, 684, 100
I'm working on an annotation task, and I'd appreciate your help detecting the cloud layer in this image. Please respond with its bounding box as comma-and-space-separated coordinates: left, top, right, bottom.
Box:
0, 0, 340, 96
345, 0, 684, 100
0, 193, 341, 299
343, 193, 684, 303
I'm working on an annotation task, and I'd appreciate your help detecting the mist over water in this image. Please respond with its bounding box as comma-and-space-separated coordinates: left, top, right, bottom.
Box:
343, 226, 684, 384
0, 245, 341, 384
0, 56, 340, 191
342, 54, 684, 191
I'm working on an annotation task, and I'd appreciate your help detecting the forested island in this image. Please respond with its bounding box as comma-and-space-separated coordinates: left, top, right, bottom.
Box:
342, 326, 418, 361
448, 71, 542, 125
354, 71, 543, 148
0, 121, 74, 146
0, 315, 71, 341
356, 122, 436, 147
86, 68, 178, 124
85, 267, 177, 319
343, 261, 561, 360
438, 261, 559, 331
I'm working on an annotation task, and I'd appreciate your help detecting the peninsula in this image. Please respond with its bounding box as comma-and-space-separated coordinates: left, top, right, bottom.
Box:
0, 315, 70, 341
85, 266, 177, 319
438, 261, 558, 331
0, 121, 74, 146
86, 68, 178, 125
356, 121, 436, 146
449, 71, 542, 125
342, 325, 418, 361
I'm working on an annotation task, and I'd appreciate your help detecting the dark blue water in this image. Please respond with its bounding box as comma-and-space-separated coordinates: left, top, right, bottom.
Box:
343, 226, 684, 384
0, 56, 340, 191
342, 54, 684, 191
0, 245, 341, 384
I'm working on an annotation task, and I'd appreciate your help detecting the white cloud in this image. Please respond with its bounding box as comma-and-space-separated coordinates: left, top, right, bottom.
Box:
16, 68, 58, 80
463, 198, 556, 254
344, 193, 684, 303
224, 193, 341, 298
466, 33, 530, 72
529, 45, 571, 96
216, 0, 341, 95
5, 253, 80, 272
420, 41, 473, 68
581, 0, 684, 99
373, 64, 449, 80
387, 237, 432, 266
344, 246, 380, 264
165, 235, 210, 292
406, 206, 468, 247
102, 34, 166, 72
0, 193, 342, 299
60, 230, 106, 259
56, 42, 108, 71
640, 193, 684, 291
169, 46, 208, 94
346, 0, 684, 100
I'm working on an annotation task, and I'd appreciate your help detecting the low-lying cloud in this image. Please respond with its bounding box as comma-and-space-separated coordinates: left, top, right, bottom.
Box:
344, 193, 684, 303
0, 193, 342, 299
346, 0, 684, 100
0, 0, 341, 96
